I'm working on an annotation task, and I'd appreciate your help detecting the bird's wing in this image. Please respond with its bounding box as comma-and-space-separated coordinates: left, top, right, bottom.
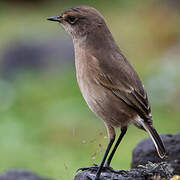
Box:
94, 52, 152, 121
97, 73, 151, 120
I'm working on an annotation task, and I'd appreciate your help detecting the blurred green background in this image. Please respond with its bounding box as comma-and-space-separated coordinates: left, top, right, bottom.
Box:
0, 0, 179, 179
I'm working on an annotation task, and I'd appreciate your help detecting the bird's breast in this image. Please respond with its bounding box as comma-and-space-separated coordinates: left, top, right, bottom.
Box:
75, 59, 98, 110
74, 49, 105, 116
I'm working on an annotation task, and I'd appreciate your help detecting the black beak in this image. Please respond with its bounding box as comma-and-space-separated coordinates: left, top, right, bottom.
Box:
47, 16, 62, 22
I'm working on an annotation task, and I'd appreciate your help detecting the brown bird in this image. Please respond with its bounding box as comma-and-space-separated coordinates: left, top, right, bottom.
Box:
47, 6, 166, 179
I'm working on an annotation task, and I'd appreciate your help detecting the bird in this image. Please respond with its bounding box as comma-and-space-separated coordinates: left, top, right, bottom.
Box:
47, 5, 166, 180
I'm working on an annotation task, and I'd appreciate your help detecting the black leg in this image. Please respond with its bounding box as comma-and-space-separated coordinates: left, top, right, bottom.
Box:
105, 127, 127, 167
95, 137, 115, 180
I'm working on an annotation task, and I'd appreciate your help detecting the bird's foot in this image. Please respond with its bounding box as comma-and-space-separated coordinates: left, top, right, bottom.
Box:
77, 164, 99, 173
77, 164, 123, 174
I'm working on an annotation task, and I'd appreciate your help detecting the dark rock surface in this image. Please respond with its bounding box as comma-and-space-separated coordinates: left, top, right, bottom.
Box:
132, 132, 180, 175
75, 132, 180, 179
0, 169, 51, 180
75, 161, 173, 180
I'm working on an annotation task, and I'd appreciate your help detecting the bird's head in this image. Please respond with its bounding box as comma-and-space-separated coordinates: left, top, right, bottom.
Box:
47, 6, 107, 38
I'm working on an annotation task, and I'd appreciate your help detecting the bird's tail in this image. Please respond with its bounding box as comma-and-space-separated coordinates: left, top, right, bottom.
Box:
139, 120, 166, 158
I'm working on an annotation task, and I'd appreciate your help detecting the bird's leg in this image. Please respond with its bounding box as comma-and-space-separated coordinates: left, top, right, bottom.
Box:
94, 136, 115, 179
94, 125, 115, 180
105, 127, 127, 167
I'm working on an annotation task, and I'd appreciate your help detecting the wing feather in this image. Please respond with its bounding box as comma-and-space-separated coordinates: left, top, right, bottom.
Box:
98, 73, 151, 120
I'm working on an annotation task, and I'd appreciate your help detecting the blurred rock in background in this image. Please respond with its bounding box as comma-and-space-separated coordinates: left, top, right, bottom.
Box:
1, 39, 74, 79
0, 169, 51, 180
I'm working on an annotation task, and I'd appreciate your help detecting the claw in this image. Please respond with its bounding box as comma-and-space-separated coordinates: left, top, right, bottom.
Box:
93, 164, 98, 167
77, 165, 99, 172
77, 167, 89, 172
77, 165, 125, 178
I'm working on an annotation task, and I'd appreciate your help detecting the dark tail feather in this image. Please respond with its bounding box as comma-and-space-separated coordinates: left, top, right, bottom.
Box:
140, 121, 166, 158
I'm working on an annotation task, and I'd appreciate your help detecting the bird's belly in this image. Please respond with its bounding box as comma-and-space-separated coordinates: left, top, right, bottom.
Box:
78, 77, 136, 128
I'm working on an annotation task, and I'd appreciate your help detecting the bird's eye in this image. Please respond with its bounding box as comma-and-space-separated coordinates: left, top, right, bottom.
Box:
67, 16, 77, 24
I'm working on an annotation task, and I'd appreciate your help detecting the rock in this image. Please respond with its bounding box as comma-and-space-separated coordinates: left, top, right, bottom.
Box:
132, 132, 180, 175
75, 132, 180, 179
0, 169, 51, 180
1, 38, 74, 79
75, 161, 173, 180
